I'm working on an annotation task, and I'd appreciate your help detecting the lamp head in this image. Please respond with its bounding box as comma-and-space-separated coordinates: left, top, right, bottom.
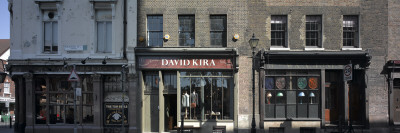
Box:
267, 92, 272, 98
298, 92, 305, 97
310, 92, 315, 97
277, 92, 283, 97
248, 33, 259, 49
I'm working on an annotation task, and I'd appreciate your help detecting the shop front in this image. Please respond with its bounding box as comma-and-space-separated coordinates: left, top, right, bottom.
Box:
259, 51, 371, 132
8, 61, 139, 133
136, 48, 238, 133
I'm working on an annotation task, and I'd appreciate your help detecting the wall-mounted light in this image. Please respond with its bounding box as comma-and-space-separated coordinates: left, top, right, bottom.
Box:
81, 57, 91, 64
232, 34, 239, 42
163, 34, 170, 42
63, 57, 71, 67
102, 56, 109, 65
138, 36, 145, 42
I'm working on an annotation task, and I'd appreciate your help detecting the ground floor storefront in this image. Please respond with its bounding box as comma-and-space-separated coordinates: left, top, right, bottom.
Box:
8, 61, 139, 133
259, 51, 371, 133
136, 48, 238, 133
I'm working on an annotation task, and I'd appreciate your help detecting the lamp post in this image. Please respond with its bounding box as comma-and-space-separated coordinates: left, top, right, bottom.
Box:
249, 33, 259, 133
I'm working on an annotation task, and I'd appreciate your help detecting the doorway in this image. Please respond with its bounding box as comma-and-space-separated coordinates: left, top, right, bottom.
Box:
164, 94, 177, 131
325, 71, 342, 124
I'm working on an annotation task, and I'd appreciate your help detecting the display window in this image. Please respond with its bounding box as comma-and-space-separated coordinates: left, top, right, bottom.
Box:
34, 76, 94, 124
265, 70, 320, 119
180, 71, 233, 120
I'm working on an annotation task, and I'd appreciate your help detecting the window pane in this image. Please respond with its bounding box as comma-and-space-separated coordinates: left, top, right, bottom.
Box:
44, 22, 52, 52
82, 106, 94, 123
50, 94, 65, 104
144, 72, 159, 90
163, 72, 177, 90
49, 105, 64, 124
105, 22, 112, 53
35, 94, 47, 124
97, 22, 105, 52
179, 16, 195, 47
83, 94, 93, 105
306, 16, 321, 47
52, 22, 58, 47
65, 106, 75, 124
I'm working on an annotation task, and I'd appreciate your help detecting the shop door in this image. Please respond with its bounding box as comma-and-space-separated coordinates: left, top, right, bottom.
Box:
150, 95, 159, 132
325, 71, 341, 123
164, 94, 177, 131
393, 78, 400, 123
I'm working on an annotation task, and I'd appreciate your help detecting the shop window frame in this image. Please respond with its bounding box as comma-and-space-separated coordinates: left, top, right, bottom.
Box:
179, 71, 234, 122
264, 70, 321, 120
34, 76, 94, 125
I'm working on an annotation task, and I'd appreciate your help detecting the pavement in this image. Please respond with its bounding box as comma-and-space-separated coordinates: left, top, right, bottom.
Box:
0, 121, 14, 133
0, 128, 13, 133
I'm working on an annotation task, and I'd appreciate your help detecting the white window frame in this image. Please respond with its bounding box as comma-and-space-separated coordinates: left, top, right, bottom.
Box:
3, 82, 10, 94
93, 2, 115, 53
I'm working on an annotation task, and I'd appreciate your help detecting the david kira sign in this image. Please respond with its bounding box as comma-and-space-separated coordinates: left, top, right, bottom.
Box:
138, 57, 233, 69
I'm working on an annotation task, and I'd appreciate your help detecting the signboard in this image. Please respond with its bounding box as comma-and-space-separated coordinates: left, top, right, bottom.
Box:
64, 45, 85, 51
76, 88, 82, 96
138, 57, 233, 69
105, 104, 128, 125
5, 101, 9, 108
68, 70, 80, 82
344, 64, 352, 81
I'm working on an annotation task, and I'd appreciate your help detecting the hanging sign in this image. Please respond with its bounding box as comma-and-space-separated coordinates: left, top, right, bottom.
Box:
344, 64, 352, 81
138, 57, 233, 69
5, 101, 9, 108
68, 69, 80, 82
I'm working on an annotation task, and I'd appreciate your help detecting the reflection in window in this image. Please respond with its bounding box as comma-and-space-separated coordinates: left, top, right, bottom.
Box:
35, 76, 94, 124
144, 72, 159, 90
180, 72, 233, 120
179, 16, 195, 47
147, 16, 163, 47
163, 72, 177, 90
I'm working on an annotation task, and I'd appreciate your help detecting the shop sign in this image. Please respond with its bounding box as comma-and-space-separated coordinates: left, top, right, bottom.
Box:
105, 104, 128, 125
138, 57, 233, 69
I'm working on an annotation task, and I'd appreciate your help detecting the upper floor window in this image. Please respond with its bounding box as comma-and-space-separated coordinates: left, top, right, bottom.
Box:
43, 10, 58, 54
179, 16, 195, 47
96, 9, 112, 53
3, 82, 9, 93
271, 15, 287, 47
343, 15, 359, 47
210, 15, 227, 47
147, 16, 163, 47
306, 15, 322, 47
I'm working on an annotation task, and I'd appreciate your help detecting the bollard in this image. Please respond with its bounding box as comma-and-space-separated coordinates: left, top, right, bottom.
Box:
9, 115, 12, 128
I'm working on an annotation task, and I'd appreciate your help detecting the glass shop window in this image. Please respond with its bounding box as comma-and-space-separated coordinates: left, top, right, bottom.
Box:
35, 76, 94, 124
265, 70, 320, 119
163, 72, 177, 90
144, 72, 159, 91
180, 71, 233, 120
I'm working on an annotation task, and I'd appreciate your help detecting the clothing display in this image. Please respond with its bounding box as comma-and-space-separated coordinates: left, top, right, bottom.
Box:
182, 93, 190, 108
190, 91, 198, 108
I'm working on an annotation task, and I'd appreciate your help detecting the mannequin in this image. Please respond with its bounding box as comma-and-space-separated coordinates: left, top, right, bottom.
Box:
190, 90, 198, 119
182, 92, 190, 118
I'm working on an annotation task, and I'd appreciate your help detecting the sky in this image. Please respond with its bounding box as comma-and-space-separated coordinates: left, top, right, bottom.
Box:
0, 0, 10, 39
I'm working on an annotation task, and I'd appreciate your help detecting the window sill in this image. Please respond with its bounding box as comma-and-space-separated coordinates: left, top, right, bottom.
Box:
342, 47, 362, 51
270, 47, 290, 51
305, 47, 325, 51
37, 53, 62, 56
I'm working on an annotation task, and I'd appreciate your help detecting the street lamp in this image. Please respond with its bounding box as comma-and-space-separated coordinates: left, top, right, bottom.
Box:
249, 33, 259, 133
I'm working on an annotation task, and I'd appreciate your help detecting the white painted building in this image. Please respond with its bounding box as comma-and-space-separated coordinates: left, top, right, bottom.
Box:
8, 0, 138, 133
